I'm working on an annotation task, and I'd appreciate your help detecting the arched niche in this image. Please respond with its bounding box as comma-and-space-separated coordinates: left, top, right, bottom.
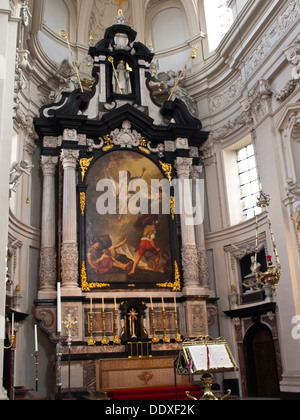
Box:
151, 8, 186, 52
43, 0, 70, 36
145, 0, 199, 46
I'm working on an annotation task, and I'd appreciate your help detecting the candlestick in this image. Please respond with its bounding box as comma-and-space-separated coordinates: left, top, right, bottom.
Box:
3, 313, 16, 350
87, 313, 96, 347
34, 324, 38, 353
162, 308, 170, 344
173, 295, 182, 342
101, 310, 110, 346
63, 314, 78, 400
87, 299, 96, 346
150, 309, 160, 344
57, 283, 61, 333
31, 351, 40, 393
113, 309, 121, 346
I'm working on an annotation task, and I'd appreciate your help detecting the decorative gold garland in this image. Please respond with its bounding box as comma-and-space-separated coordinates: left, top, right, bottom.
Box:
81, 261, 110, 292
157, 261, 181, 292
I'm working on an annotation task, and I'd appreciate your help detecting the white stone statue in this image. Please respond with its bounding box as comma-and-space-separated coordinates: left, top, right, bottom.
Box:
9, 160, 34, 193
242, 256, 261, 291
113, 60, 132, 95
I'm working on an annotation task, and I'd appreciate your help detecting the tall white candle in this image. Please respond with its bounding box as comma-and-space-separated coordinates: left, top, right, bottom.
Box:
57, 282, 62, 333
162, 297, 165, 312
11, 312, 14, 336
102, 297, 105, 313
150, 296, 153, 310
34, 324, 38, 353
114, 296, 117, 311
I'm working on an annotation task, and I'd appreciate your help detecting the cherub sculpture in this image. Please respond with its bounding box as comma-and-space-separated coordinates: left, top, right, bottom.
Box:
9, 160, 34, 193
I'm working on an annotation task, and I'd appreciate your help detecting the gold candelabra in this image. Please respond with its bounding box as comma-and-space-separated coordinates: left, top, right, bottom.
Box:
162, 311, 171, 344
113, 309, 121, 346
87, 298, 96, 346
101, 311, 110, 346
87, 312, 96, 347
255, 190, 281, 292
3, 335, 15, 350
3, 313, 15, 350
150, 308, 160, 344
174, 310, 182, 343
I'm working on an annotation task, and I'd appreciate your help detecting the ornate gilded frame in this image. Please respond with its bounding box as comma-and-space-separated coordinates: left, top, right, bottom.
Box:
78, 133, 181, 292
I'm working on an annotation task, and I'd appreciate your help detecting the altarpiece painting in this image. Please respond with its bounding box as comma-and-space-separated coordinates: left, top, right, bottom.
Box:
83, 150, 174, 289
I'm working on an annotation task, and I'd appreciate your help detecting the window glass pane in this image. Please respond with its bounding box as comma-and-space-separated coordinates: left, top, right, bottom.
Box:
204, 0, 234, 51
237, 144, 261, 220
238, 159, 249, 173
251, 181, 260, 195
246, 144, 254, 156
240, 171, 250, 185
237, 148, 247, 161
247, 156, 256, 170
249, 168, 258, 182
241, 184, 252, 198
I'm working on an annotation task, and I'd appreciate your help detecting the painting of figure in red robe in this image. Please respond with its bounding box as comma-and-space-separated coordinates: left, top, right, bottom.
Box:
85, 150, 172, 286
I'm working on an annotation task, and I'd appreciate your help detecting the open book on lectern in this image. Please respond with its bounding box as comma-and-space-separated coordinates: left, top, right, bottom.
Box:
179, 336, 239, 375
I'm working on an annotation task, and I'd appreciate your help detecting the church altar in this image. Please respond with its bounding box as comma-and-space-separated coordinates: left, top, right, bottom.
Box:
33, 2, 216, 398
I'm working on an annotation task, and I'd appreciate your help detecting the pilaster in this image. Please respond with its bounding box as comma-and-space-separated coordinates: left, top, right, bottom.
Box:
0, 0, 20, 400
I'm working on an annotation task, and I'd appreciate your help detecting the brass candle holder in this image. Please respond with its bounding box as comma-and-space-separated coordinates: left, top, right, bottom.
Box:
255, 191, 281, 292
174, 310, 182, 343
150, 309, 160, 344
162, 311, 171, 343
101, 311, 109, 346
3, 335, 15, 350
113, 309, 121, 346
87, 312, 96, 346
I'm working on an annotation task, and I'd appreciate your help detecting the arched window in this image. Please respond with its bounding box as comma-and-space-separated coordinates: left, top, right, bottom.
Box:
204, 0, 233, 51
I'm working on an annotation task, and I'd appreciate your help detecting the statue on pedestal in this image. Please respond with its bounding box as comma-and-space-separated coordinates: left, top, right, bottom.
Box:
112, 60, 132, 95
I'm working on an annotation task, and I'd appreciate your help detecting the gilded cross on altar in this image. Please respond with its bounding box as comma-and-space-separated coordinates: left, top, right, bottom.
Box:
116, 0, 129, 13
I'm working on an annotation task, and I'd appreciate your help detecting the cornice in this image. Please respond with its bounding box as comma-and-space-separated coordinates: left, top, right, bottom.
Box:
9, 208, 40, 244
205, 212, 268, 245
0, 7, 19, 21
